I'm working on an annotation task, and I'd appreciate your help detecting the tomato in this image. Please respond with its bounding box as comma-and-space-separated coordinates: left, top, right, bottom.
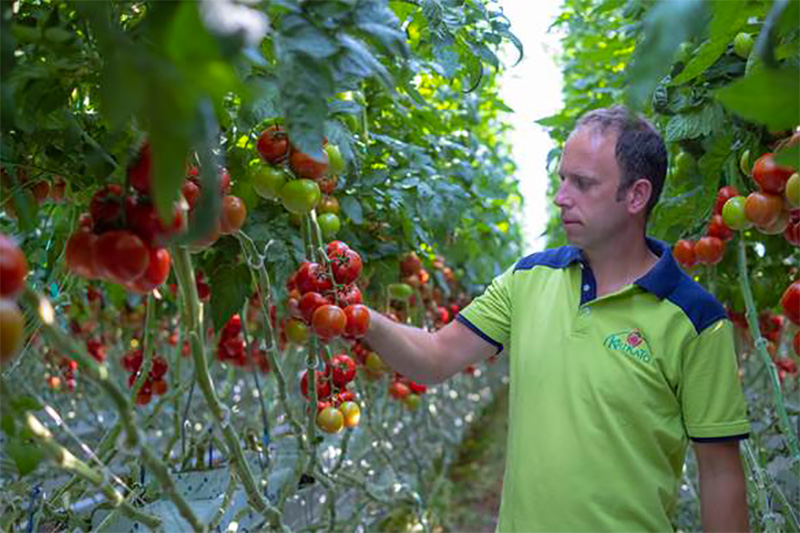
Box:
281, 179, 321, 214
0, 299, 23, 364
714, 186, 739, 216
31, 181, 50, 204
327, 240, 350, 256
339, 401, 361, 428
0, 234, 27, 297
181, 180, 200, 210
218, 168, 232, 195
722, 196, 751, 230
744, 192, 783, 227
343, 304, 370, 339
325, 144, 346, 175
784, 211, 800, 246
65, 231, 98, 279
694, 236, 724, 265
300, 369, 331, 400
152, 379, 168, 396
86, 338, 106, 362
786, 173, 799, 208
251, 165, 287, 200
365, 351, 389, 375
296, 262, 332, 294
780, 281, 799, 325
257, 125, 289, 164
337, 284, 363, 307
316, 406, 344, 433
403, 393, 421, 411
388, 283, 414, 300
128, 141, 153, 194
329, 248, 362, 285
739, 149, 751, 177
299, 292, 331, 324
122, 349, 143, 372
219, 195, 247, 235
733, 32, 753, 58
290, 150, 329, 181
139, 247, 171, 287
126, 197, 187, 245
89, 184, 125, 231
93, 231, 150, 283
318, 196, 340, 215
407, 380, 427, 394
389, 381, 410, 400
707, 214, 733, 242
752, 153, 793, 194
328, 354, 356, 387
318, 213, 341, 239
755, 208, 789, 235
284, 318, 308, 344
418, 268, 430, 285
318, 175, 338, 195
312, 304, 347, 339
400, 252, 422, 276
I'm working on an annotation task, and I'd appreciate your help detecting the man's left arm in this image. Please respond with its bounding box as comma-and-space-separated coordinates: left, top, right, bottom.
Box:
694, 440, 749, 532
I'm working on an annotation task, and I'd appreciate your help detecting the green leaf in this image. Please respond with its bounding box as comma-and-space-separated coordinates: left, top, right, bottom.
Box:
716, 66, 800, 131
775, 144, 799, 171
7, 438, 44, 476
670, 0, 748, 86
664, 103, 725, 142
340, 196, 363, 225
210, 264, 251, 332
280, 16, 339, 59
1, 414, 16, 436
11, 396, 44, 412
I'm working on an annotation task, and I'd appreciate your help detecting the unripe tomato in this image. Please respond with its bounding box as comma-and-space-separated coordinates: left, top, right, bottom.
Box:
339, 401, 361, 428
694, 236, 724, 265
722, 196, 752, 230
257, 125, 289, 164
752, 153, 793, 194
388, 283, 414, 300
311, 304, 347, 339
707, 214, 733, 241
281, 179, 321, 214
714, 186, 739, 216
780, 281, 799, 325
733, 32, 753, 58
220, 195, 247, 235
786, 173, 799, 208
403, 393, 421, 411
318, 213, 341, 239
744, 192, 783, 227
325, 144, 346, 175
316, 406, 344, 433
251, 165, 287, 200
0, 298, 24, 364
0, 234, 27, 297
284, 318, 308, 344
318, 196, 340, 215
365, 351, 389, 374
290, 150, 329, 181
343, 304, 370, 339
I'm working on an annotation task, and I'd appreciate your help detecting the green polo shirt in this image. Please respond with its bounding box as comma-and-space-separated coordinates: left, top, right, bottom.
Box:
457, 237, 750, 532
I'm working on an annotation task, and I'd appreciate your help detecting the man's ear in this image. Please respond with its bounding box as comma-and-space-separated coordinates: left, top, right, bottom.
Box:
627, 178, 652, 215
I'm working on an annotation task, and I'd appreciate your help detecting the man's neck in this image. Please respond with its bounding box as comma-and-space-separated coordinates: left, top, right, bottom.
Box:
581, 232, 660, 298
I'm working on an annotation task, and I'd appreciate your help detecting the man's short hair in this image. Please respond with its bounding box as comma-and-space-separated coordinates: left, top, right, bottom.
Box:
575, 106, 667, 217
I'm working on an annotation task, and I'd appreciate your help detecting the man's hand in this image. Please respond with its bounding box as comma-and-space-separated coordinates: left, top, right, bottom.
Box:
695, 440, 749, 532
364, 310, 498, 385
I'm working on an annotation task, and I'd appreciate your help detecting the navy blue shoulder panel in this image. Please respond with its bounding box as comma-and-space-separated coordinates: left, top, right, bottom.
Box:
665, 273, 728, 334
514, 246, 581, 272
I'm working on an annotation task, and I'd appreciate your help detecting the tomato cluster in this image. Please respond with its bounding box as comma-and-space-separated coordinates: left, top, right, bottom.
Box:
182, 164, 248, 248
0, 233, 28, 364
217, 314, 248, 367
387, 375, 428, 411
121, 349, 169, 406
285, 241, 370, 341
300, 353, 362, 433
0, 167, 66, 217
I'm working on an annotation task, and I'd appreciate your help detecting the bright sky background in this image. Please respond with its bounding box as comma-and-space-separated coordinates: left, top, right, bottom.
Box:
498, 0, 564, 253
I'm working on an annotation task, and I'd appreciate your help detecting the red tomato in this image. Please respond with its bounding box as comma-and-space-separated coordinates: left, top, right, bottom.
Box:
713, 186, 739, 216
752, 153, 794, 194
138, 247, 171, 288
181, 180, 200, 210
219, 195, 247, 235
126, 197, 187, 245
343, 304, 370, 339
311, 304, 347, 339
785, 211, 800, 246
0, 298, 24, 364
756, 208, 789, 235
0, 234, 27, 297
295, 262, 332, 294
65, 231, 98, 279
152, 379, 168, 396
400, 252, 422, 276
388, 381, 410, 400
707, 214, 733, 242
329, 248, 362, 285
300, 369, 331, 400
780, 281, 799, 325
327, 354, 356, 387
128, 141, 153, 194
89, 184, 125, 231
257, 125, 289, 164
151, 355, 168, 379
694, 236, 724, 265
407, 380, 427, 394
299, 292, 331, 324
337, 284, 363, 306
93, 231, 150, 283
290, 150, 329, 181
744, 192, 783, 227
672, 239, 696, 268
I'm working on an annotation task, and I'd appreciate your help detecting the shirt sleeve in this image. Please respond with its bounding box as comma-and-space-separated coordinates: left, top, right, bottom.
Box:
679, 319, 751, 440
456, 265, 514, 353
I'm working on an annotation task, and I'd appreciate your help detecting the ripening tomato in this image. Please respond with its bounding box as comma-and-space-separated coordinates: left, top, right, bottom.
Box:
722, 196, 751, 230
284, 318, 308, 344
329, 248, 362, 285
694, 236, 724, 265
318, 196, 340, 215
128, 142, 153, 194
0, 298, 24, 364
328, 354, 356, 387
281, 179, 321, 214
714, 186, 739, 216
673, 239, 696, 268
339, 401, 361, 428
0, 234, 27, 297
744, 192, 783, 227
93, 231, 150, 283
316, 406, 344, 433
65, 231, 98, 279
780, 281, 799, 325
220, 195, 247, 235
299, 292, 331, 324
312, 304, 347, 339
752, 153, 794, 194
707, 214, 733, 242
343, 304, 370, 339
290, 150, 329, 180
257, 125, 289, 164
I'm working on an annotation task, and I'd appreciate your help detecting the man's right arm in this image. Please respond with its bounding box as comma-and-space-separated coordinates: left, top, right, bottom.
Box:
364, 309, 498, 385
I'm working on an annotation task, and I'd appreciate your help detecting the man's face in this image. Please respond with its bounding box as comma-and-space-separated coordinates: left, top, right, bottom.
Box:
555, 126, 630, 250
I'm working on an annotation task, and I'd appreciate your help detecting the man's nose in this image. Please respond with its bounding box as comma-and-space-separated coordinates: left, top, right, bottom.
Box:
554, 180, 571, 208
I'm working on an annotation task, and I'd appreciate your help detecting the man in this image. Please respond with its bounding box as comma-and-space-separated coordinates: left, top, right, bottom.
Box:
365, 106, 751, 532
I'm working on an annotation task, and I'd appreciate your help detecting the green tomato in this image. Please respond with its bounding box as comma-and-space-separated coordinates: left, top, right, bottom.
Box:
325, 144, 346, 175
281, 179, 321, 215
722, 196, 752, 230
318, 212, 341, 239
733, 32, 753, 59
739, 149, 751, 177
388, 283, 414, 300
251, 164, 287, 200
672, 151, 695, 180
786, 173, 799, 208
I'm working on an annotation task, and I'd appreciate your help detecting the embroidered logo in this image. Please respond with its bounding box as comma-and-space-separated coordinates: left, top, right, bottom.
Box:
603, 329, 653, 363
